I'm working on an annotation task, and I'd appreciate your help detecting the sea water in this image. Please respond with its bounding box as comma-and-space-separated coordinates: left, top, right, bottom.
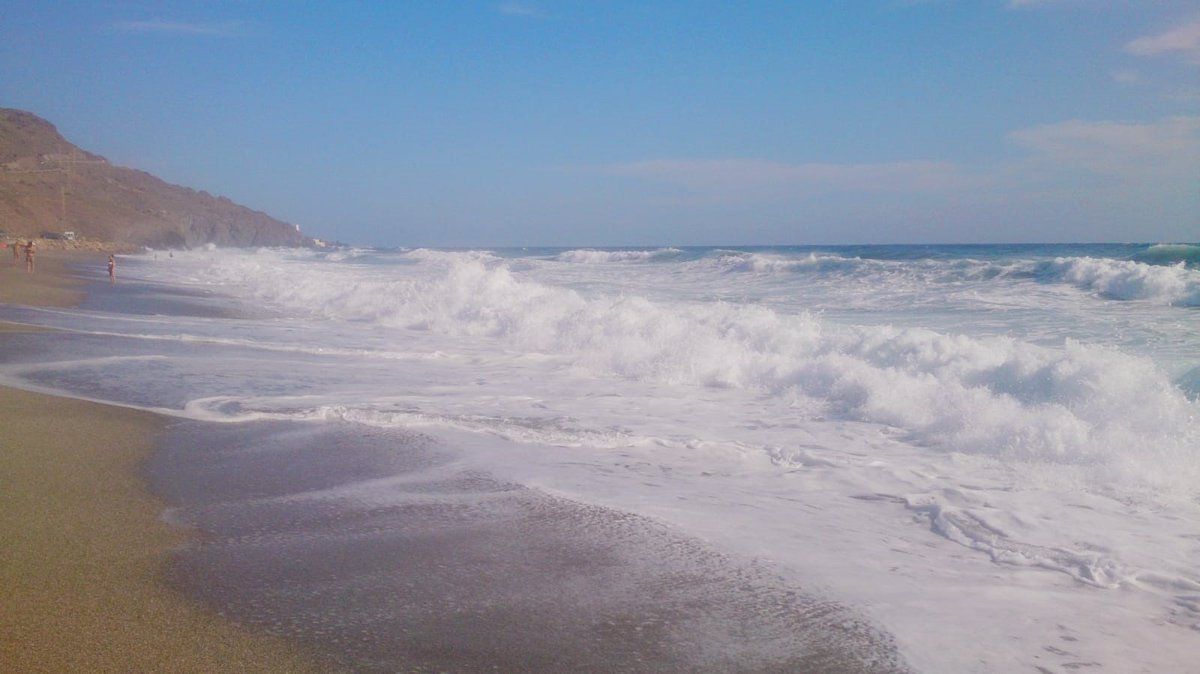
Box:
2, 243, 1198, 671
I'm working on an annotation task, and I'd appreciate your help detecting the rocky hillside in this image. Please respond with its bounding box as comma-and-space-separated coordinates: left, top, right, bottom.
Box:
0, 108, 311, 248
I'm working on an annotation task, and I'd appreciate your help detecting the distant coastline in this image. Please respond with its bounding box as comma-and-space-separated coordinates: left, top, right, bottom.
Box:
1, 108, 311, 249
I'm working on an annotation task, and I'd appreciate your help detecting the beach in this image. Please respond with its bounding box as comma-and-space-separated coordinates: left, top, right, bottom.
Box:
1, 251, 909, 672
8, 4, 1198, 670
0, 246, 85, 308
2, 244, 1197, 671
149, 419, 904, 672
0, 253, 319, 672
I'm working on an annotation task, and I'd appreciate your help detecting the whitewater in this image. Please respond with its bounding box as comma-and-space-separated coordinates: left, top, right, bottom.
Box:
2, 243, 1198, 672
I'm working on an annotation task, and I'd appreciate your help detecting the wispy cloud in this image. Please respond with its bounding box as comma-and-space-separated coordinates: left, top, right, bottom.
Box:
110, 19, 245, 37
1125, 18, 1200, 64
600, 116, 1198, 208
498, 2, 543, 18
602, 159, 972, 202
1008, 116, 1200, 175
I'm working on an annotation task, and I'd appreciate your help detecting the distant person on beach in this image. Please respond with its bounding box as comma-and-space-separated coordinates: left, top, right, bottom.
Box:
11, 240, 18, 263
24, 240, 35, 273
108, 255, 116, 283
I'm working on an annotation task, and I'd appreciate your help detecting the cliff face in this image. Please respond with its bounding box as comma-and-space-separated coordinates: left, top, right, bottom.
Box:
0, 108, 311, 248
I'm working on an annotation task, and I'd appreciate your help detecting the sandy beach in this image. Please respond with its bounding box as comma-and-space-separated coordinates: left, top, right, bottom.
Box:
7, 7, 1197, 669
0, 252, 319, 672
0, 251, 910, 672
9, 240, 1198, 671
0, 246, 87, 308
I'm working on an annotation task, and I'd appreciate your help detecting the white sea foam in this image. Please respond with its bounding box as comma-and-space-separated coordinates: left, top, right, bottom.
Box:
903, 492, 1129, 587
555, 248, 681, 263
1037, 256, 1200, 306
401, 247, 503, 264
11, 243, 1200, 673
319, 247, 376, 263
147, 248, 1200, 495
677, 250, 1200, 308
706, 251, 875, 274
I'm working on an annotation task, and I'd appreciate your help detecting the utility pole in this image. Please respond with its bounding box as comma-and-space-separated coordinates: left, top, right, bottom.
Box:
0, 151, 105, 233
0, 165, 60, 237
51, 151, 107, 226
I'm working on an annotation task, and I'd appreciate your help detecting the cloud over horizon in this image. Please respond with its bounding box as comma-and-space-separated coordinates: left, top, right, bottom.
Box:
603, 159, 972, 203
1008, 115, 1200, 174
598, 116, 1198, 226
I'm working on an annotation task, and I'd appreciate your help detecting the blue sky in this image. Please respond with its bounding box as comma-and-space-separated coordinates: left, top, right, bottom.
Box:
2, 1, 1197, 246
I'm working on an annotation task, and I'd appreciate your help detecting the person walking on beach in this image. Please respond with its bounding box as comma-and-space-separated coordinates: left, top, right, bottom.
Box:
11, 239, 19, 264
24, 240, 35, 273
107, 254, 116, 284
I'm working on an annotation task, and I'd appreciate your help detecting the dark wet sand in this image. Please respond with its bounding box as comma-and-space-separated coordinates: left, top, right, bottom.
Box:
4, 250, 910, 672
0, 384, 321, 672
1, 255, 323, 671
152, 420, 910, 673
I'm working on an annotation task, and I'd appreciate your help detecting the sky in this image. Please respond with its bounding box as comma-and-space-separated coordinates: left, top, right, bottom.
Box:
1, 1, 1197, 246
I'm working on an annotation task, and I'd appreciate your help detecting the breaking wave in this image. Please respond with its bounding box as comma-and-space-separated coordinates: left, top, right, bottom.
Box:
1132, 243, 1200, 267
1036, 257, 1200, 306
698, 251, 1021, 285
682, 251, 1200, 307
707, 251, 873, 274
162, 249, 1200, 494
555, 248, 682, 263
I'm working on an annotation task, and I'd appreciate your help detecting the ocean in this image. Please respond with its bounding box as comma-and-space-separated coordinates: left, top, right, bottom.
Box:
2, 242, 1198, 671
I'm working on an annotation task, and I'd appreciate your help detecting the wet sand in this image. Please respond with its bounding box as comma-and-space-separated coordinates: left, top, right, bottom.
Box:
3, 249, 911, 672
152, 420, 909, 673
0, 384, 320, 672
0, 253, 321, 672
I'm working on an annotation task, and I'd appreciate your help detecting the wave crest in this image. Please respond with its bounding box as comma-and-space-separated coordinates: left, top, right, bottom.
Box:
555, 248, 682, 263
1132, 243, 1200, 267
1038, 257, 1200, 306
709, 251, 868, 274
699, 251, 1200, 306
160, 249, 1200, 494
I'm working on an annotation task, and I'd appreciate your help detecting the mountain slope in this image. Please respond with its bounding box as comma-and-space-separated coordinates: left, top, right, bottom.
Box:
0, 108, 311, 248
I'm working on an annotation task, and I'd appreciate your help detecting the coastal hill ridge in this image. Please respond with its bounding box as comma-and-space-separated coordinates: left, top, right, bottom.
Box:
0, 108, 311, 248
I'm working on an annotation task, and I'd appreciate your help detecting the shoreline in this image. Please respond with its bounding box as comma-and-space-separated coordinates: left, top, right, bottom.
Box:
153, 418, 907, 672
2, 250, 911, 672
0, 254, 321, 671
